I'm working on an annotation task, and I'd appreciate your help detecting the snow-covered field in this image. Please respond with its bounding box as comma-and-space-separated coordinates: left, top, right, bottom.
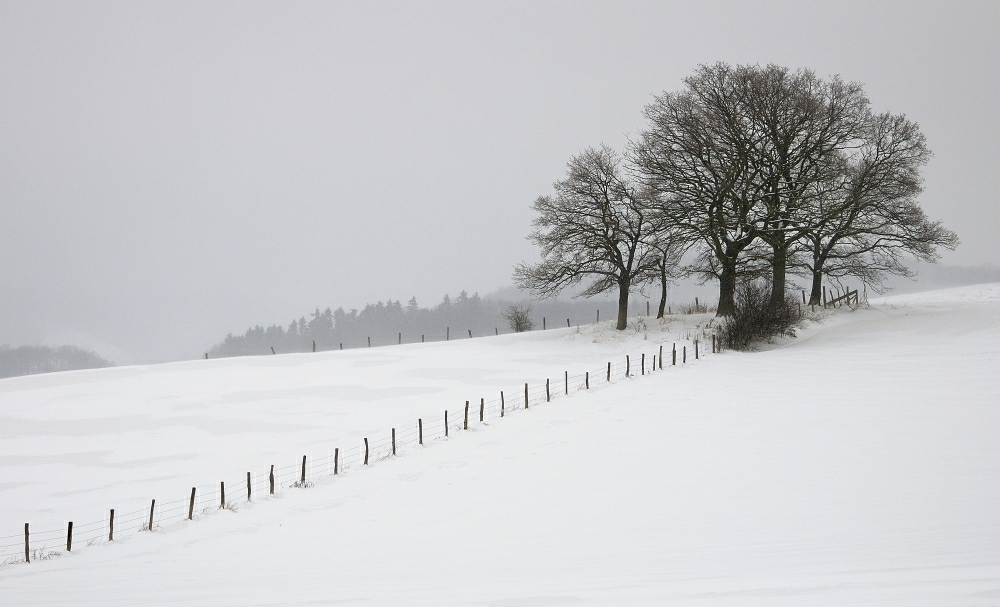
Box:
1, 284, 998, 605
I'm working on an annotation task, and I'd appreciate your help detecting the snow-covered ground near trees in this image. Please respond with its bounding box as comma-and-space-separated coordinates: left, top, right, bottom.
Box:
1, 284, 998, 606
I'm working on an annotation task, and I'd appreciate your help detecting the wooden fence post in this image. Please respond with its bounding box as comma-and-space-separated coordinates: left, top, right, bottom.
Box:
392, 428, 396, 455
500, 391, 505, 417
270, 346, 275, 355
148, 499, 155, 531
109, 508, 115, 541
422, 335, 424, 343
565, 371, 568, 394
641, 353, 645, 375
626, 355, 630, 377
445, 412, 449, 437
524, 383, 529, 409
66, 521, 72, 552
468, 329, 472, 338
683, 346, 687, 364
189, 487, 196, 519
607, 362, 611, 382
480, 398, 484, 422
672, 343, 676, 366
364, 438, 369, 464
543, 317, 546, 330
695, 340, 699, 360
368, 336, 371, 347
585, 371, 589, 389
398, 333, 401, 345
269, 465, 274, 494
546, 379, 550, 402
653, 355, 656, 370
334, 448, 339, 474
24, 522, 29, 563
447, 327, 450, 340
313, 340, 316, 352
464, 401, 469, 430
247, 472, 252, 501
659, 345, 663, 369
597, 309, 600, 323
647, 301, 650, 316
300, 455, 307, 484
340, 343, 343, 350
567, 318, 570, 327
418, 419, 423, 445
220, 482, 225, 507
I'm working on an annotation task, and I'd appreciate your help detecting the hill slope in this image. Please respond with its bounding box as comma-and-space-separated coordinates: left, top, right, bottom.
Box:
1, 285, 998, 605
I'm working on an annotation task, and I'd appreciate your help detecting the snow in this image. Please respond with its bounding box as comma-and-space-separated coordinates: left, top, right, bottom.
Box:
1, 284, 998, 605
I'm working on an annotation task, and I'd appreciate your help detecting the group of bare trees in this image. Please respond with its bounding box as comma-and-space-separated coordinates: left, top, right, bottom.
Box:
515, 63, 958, 329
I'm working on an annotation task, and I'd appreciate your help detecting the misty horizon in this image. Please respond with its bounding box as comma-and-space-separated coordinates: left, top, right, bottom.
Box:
2, 2, 998, 364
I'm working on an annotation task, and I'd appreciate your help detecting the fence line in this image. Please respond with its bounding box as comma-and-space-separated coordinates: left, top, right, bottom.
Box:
3, 326, 721, 567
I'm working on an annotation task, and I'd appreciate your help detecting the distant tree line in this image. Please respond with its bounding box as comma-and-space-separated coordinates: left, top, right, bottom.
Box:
0, 345, 114, 379
516, 63, 958, 329
207, 291, 626, 358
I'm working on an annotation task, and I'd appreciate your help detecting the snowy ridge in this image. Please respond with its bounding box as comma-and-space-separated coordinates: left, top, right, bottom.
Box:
1, 286, 997, 606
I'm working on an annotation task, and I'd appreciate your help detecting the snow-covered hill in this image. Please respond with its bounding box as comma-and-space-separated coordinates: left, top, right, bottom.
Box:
1, 284, 998, 605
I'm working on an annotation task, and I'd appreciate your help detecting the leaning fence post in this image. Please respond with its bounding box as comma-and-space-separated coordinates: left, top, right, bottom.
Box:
464, 401, 469, 429
269, 465, 275, 494
524, 383, 529, 409
546, 379, 550, 402
364, 438, 369, 464
109, 508, 115, 541
24, 523, 29, 563
189, 487, 196, 519
480, 398, 485, 422
300, 455, 307, 484
148, 499, 155, 531
418, 419, 423, 445
247, 472, 252, 501
66, 521, 73, 552
392, 428, 396, 455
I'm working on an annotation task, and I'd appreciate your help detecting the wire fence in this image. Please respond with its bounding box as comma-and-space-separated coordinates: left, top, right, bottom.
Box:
2, 326, 721, 568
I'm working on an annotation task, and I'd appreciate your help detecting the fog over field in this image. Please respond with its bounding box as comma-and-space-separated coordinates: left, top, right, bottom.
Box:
1, 2, 999, 364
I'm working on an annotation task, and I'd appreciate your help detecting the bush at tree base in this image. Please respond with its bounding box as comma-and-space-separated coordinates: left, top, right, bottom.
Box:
718, 282, 802, 351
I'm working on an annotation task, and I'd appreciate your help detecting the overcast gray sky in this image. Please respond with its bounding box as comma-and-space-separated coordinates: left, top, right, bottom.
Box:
2, 1, 998, 363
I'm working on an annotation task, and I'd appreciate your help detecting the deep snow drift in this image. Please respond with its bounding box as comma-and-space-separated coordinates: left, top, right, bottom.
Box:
1, 284, 998, 606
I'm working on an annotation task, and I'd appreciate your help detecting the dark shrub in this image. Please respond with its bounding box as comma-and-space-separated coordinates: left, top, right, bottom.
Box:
718, 281, 802, 351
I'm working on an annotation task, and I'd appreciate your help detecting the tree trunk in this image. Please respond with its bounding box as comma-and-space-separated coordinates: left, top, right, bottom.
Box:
769, 244, 787, 308
716, 262, 737, 316
657, 265, 667, 319
809, 269, 823, 305
616, 282, 630, 330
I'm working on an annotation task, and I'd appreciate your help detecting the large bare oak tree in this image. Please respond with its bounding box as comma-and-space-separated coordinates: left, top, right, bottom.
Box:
513, 146, 666, 330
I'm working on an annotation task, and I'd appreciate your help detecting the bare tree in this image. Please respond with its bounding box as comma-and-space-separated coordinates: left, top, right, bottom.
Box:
514, 146, 665, 330
499, 303, 535, 332
633, 64, 763, 316
745, 65, 870, 307
793, 112, 958, 302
